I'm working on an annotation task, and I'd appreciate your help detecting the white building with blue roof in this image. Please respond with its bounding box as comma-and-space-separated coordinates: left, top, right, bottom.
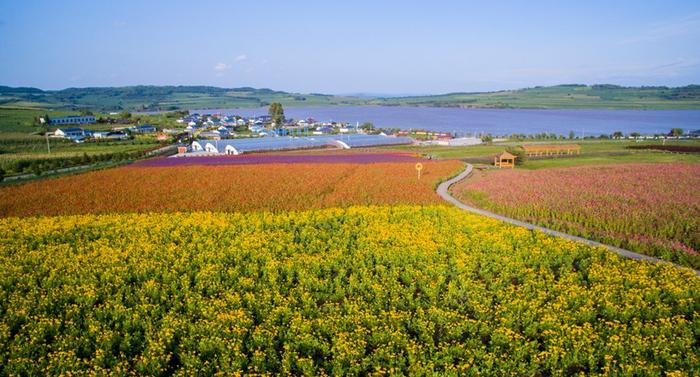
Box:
54, 127, 85, 138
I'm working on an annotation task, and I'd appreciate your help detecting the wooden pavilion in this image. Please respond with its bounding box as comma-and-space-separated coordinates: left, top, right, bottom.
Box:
494, 151, 516, 168
521, 144, 581, 157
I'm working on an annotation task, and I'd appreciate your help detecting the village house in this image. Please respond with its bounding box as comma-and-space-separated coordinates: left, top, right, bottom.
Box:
93, 131, 129, 140
315, 126, 334, 135
217, 126, 234, 136
185, 124, 201, 133
50, 115, 96, 125
54, 127, 85, 138
198, 130, 227, 140
249, 125, 266, 134
132, 124, 157, 133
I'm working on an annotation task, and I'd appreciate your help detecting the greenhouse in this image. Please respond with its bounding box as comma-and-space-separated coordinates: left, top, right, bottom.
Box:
189, 135, 413, 155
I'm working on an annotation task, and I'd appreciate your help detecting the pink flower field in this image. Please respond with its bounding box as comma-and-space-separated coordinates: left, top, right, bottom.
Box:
454, 163, 700, 269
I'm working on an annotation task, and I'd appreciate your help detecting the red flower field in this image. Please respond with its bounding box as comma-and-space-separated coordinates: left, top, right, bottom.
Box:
132, 152, 424, 167
0, 159, 462, 217
454, 163, 700, 268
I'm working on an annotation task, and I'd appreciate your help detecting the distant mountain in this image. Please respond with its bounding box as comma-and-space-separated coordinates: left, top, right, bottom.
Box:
1, 84, 699, 111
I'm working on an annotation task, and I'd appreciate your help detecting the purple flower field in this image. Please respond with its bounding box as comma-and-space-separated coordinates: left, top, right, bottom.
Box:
133, 153, 424, 167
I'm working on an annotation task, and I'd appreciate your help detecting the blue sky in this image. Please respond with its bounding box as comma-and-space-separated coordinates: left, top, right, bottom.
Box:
1, 0, 699, 94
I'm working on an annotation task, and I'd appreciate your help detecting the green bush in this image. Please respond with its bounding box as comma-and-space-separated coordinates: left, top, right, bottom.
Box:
506, 146, 527, 166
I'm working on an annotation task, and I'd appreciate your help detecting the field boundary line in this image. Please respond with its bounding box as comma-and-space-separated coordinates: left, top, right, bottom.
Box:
436, 163, 700, 276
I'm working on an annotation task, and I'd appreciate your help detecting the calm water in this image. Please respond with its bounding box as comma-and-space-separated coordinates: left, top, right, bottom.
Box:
195, 106, 700, 137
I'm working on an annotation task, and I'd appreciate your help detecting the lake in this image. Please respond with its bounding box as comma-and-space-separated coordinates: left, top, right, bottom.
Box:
193, 106, 700, 137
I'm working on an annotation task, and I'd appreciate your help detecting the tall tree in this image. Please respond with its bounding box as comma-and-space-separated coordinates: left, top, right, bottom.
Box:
612, 131, 623, 139
268, 103, 284, 128
359, 122, 375, 132
670, 128, 683, 137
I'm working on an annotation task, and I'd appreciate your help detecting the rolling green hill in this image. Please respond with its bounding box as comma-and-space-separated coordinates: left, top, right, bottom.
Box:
370, 84, 700, 109
0, 85, 364, 112
1, 84, 699, 111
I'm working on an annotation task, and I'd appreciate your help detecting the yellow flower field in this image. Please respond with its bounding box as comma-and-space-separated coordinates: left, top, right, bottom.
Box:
0, 206, 697, 375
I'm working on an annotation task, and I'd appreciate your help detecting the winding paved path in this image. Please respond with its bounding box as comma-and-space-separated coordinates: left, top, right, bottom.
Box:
437, 164, 700, 276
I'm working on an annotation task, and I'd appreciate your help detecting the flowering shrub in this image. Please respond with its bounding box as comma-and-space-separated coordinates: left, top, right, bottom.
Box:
0, 160, 461, 217
0, 206, 697, 375
454, 163, 700, 269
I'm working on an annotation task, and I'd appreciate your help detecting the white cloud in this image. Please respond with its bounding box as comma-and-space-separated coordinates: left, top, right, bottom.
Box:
213, 62, 232, 77
214, 62, 231, 72
213, 55, 247, 76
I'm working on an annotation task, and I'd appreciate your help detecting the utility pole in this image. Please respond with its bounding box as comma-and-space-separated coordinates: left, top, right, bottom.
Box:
42, 116, 51, 154
45, 131, 51, 154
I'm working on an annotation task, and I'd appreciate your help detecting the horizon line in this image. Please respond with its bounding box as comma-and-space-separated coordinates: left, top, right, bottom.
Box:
2, 82, 699, 98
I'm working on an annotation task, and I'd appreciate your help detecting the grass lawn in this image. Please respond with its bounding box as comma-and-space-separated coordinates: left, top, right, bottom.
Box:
391, 144, 506, 158
521, 151, 700, 169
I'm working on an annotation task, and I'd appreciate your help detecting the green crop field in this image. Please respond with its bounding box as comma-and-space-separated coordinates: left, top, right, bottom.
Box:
0, 107, 77, 134
0, 107, 179, 181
